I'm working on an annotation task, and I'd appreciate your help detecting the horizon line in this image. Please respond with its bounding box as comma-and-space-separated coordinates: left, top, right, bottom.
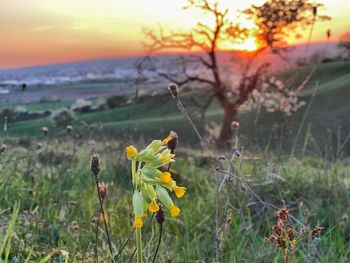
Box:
0, 40, 339, 72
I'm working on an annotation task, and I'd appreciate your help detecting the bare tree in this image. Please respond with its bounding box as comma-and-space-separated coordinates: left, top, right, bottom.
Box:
143, 0, 329, 146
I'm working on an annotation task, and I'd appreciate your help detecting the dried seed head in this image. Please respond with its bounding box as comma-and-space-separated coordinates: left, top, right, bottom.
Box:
166, 131, 178, 153
224, 208, 233, 229
267, 234, 278, 244
311, 226, 325, 237
312, 6, 317, 17
42, 127, 49, 135
66, 125, 73, 133
168, 83, 179, 98
231, 121, 240, 131
0, 144, 7, 154
155, 204, 165, 225
277, 207, 289, 221
98, 182, 108, 201
272, 221, 282, 236
276, 236, 286, 249
326, 29, 331, 39
90, 153, 101, 177
286, 226, 295, 241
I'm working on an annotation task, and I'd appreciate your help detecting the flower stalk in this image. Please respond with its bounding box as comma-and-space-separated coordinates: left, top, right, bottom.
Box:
90, 153, 114, 259
136, 228, 142, 263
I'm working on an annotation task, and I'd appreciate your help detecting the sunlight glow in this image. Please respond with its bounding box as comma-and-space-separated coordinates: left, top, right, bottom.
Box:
237, 37, 259, 51
0, 0, 348, 68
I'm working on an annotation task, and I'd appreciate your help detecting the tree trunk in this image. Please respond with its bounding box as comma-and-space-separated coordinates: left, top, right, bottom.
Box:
217, 106, 237, 148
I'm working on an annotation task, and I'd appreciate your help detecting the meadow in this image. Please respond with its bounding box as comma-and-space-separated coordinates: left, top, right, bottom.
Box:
0, 60, 350, 262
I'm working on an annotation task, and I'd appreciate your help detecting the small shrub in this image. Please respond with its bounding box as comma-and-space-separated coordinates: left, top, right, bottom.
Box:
71, 99, 92, 113
51, 108, 76, 127
106, 95, 127, 108
1, 107, 15, 122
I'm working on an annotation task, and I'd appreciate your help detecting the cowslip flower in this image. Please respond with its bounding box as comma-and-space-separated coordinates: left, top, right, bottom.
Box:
126, 145, 138, 160
173, 186, 186, 198
126, 132, 186, 263
126, 133, 186, 227
160, 172, 172, 184
149, 199, 160, 212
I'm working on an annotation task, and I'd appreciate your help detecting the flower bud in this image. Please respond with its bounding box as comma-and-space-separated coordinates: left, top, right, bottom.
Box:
98, 182, 108, 201
42, 127, 49, 135
168, 83, 179, 98
90, 153, 101, 177
231, 121, 240, 131
0, 144, 7, 154
277, 207, 289, 221
66, 125, 73, 133
165, 131, 178, 154
156, 204, 165, 225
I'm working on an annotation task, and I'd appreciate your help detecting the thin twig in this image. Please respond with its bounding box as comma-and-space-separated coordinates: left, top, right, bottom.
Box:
95, 216, 99, 263
152, 223, 163, 263
94, 176, 115, 260
215, 157, 224, 263
114, 228, 135, 261
291, 82, 319, 157
173, 93, 208, 151
219, 169, 306, 228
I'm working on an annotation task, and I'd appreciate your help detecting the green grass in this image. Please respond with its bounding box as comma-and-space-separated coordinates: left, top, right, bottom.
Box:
0, 138, 349, 262
0, 100, 72, 113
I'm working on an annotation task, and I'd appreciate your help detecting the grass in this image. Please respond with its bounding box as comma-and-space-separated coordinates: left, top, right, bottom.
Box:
0, 137, 349, 262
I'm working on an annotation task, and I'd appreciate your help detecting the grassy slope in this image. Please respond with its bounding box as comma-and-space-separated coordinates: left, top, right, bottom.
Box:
3, 61, 350, 153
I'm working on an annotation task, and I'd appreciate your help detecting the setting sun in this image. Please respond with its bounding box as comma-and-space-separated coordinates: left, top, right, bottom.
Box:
237, 37, 260, 51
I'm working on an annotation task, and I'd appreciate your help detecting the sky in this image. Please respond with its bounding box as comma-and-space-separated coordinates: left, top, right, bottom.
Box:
0, 0, 349, 69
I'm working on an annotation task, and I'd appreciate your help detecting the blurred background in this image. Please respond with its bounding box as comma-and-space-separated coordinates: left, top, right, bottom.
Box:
0, 0, 349, 262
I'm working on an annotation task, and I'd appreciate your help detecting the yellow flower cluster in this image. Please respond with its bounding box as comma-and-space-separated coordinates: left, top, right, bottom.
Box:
126, 134, 186, 228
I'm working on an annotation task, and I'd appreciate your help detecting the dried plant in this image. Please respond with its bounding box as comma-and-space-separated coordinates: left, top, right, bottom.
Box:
267, 207, 325, 263
90, 153, 115, 260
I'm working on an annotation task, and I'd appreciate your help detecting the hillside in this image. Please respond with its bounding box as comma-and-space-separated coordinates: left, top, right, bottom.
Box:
1, 60, 350, 155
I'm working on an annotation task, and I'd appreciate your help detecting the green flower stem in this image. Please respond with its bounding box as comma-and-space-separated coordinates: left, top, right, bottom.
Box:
136, 227, 142, 263
132, 160, 136, 188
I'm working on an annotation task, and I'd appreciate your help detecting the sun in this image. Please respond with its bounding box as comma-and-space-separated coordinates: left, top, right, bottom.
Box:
237, 37, 259, 51
218, 36, 260, 52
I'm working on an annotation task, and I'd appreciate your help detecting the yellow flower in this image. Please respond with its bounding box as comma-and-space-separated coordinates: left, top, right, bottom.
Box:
169, 203, 180, 217
149, 199, 160, 212
174, 186, 186, 198
162, 135, 172, 145
133, 215, 143, 228
126, 146, 138, 159
161, 156, 171, 163
160, 172, 172, 184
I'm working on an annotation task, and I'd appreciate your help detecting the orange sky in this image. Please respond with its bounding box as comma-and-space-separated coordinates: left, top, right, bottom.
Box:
0, 0, 349, 69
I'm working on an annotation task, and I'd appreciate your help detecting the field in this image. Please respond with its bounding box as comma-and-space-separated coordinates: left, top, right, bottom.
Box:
1, 61, 350, 262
